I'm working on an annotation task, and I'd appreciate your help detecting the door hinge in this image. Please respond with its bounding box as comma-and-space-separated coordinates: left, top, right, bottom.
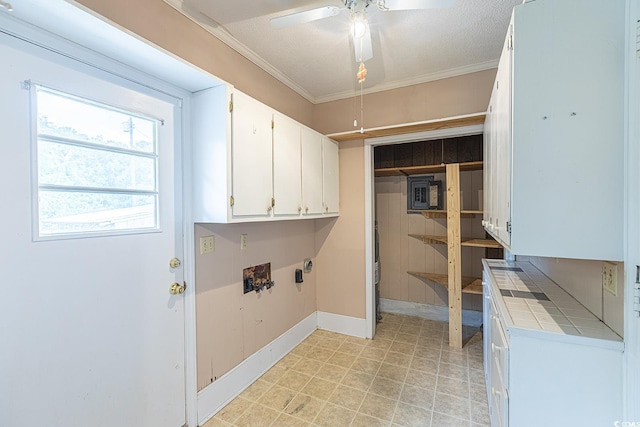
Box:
230, 195, 234, 207
635, 266, 640, 316
506, 221, 512, 234
271, 198, 275, 207
22, 80, 32, 90
636, 20, 640, 59
229, 101, 233, 113
271, 120, 274, 129
508, 34, 513, 50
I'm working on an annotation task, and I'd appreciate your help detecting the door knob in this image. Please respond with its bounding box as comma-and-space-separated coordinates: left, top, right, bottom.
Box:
169, 258, 182, 268
170, 282, 186, 295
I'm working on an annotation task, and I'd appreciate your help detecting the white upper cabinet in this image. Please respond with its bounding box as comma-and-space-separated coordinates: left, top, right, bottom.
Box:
273, 112, 302, 217
301, 126, 324, 216
322, 137, 339, 215
493, 26, 512, 247
483, 0, 624, 260
230, 90, 274, 218
191, 84, 232, 223
191, 86, 339, 223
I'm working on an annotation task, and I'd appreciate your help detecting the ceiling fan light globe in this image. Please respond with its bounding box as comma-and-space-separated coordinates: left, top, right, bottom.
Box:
351, 11, 367, 38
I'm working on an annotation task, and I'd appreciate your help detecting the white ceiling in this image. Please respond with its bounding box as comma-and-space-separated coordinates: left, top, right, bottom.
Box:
165, 0, 522, 103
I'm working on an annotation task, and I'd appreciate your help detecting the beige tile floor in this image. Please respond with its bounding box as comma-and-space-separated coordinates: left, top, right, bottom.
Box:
204, 313, 489, 427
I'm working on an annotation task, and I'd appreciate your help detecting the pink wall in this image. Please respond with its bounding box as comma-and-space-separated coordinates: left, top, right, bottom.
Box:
75, 0, 314, 126
194, 221, 317, 391
312, 73, 495, 319
312, 70, 496, 134
315, 139, 367, 318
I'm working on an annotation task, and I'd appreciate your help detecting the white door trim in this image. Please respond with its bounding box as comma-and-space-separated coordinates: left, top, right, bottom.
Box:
363, 123, 485, 339
624, 0, 640, 420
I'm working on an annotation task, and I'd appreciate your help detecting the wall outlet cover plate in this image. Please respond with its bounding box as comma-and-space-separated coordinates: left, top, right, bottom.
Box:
602, 261, 618, 297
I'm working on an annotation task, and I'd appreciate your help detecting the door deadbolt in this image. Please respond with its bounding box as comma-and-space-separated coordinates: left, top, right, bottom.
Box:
169, 258, 182, 268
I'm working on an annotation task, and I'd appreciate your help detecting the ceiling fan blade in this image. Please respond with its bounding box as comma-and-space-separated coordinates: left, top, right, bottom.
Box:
354, 24, 373, 63
270, 5, 342, 29
382, 0, 457, 10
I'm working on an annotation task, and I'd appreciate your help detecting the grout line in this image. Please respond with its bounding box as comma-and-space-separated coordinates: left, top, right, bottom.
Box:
348, 330, 392, 427
212, 314, 486, 427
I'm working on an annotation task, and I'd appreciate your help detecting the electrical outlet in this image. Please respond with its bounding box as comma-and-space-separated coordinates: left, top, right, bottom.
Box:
200, 235, 215, 255
602, 261, 618, 296
240, 234, 248, 250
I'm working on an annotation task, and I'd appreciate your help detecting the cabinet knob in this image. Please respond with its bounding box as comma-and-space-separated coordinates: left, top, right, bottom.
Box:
298, 206, 302, 213
305, 207, 309, 213
491, 343, 503, 352
325, 206, 329, 212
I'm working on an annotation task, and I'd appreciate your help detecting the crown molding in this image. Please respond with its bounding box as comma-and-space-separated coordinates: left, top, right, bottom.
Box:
314, 59, 499, 103
163, 0, 317, 103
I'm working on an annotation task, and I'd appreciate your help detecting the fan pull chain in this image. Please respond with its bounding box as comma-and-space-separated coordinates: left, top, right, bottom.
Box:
355, 37, 367, 134
360, 79, 364, 134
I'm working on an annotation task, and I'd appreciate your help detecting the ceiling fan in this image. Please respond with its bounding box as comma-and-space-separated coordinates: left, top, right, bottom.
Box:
271, 0, 457, 63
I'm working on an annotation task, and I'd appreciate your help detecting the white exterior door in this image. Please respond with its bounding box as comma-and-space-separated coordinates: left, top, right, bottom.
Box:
0, 33, 186, 427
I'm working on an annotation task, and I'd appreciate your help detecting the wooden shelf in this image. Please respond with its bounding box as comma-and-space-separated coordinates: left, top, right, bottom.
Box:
408, 209, 481, 219
409, 234, 502, 249
409, 234, 448, 245
328, 113, 486, 142
407, 272, 484, 295
462, 238, 503, 249
375, 160, 483, 177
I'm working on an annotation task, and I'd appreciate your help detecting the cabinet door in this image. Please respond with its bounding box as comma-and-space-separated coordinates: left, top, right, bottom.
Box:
483, 96, 494, 230
230, 91, 274, 217
490, 302, 509, 427
494, 23, 513, 245
273, 112, 302, 216
301, 127, 323, 215
482, 274, 492, 397
322, 137, 339, 214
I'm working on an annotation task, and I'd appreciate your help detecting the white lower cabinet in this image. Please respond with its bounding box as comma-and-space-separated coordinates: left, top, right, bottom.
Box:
191, 85, 339, 223
488, 293, 509, 427
483, 260, 623, 427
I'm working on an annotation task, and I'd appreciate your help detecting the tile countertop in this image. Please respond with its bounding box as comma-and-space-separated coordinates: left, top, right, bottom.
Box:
483, 259, 624, 351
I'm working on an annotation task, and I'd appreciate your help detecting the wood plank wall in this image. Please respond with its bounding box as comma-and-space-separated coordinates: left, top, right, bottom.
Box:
375, 171, 485, 312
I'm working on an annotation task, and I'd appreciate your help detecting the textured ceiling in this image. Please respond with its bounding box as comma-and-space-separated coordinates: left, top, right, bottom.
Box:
165, 0, 522, 103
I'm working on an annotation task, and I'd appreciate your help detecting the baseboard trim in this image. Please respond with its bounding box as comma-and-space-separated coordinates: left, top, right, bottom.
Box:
196, 312, 316, 426
380, 298, 483, 327
316, 311, 368, 338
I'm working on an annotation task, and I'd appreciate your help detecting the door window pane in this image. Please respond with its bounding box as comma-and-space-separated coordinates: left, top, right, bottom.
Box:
34, 86, 160, 238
